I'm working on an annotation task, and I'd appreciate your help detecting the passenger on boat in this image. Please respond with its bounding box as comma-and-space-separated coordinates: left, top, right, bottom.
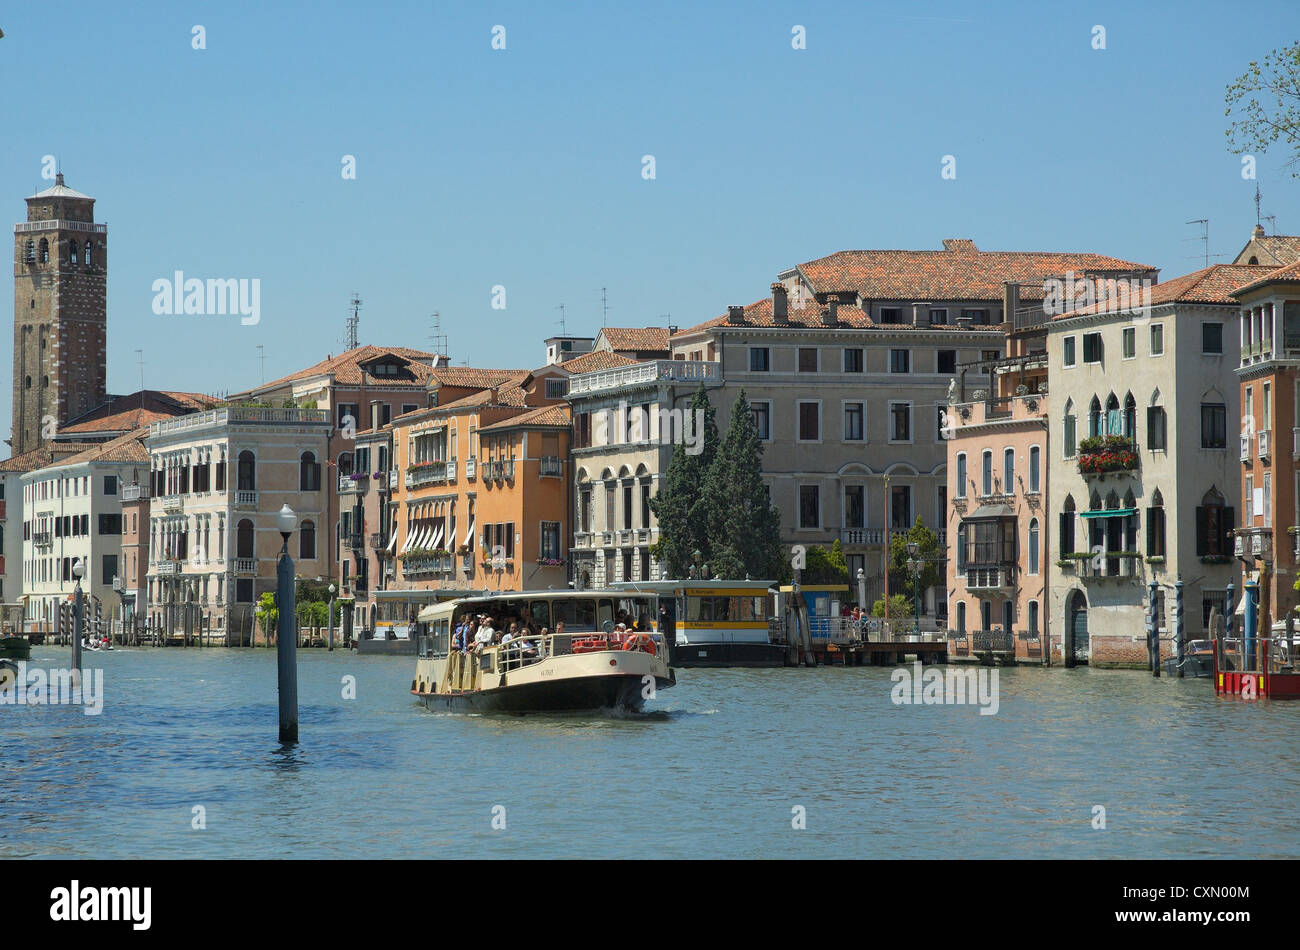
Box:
474, 616, 495, 651
523, 629, 541, 659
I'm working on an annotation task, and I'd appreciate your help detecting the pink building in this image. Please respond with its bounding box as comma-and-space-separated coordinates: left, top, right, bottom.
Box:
945, 352, 1050, 662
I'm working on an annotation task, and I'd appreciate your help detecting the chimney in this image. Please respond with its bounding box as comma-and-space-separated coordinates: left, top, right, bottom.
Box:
912, 303, 926, 326
821, 298, 838, 326
771, 283, 789, 323
1003, 281, 1020, 328
957, 313, 973, 330
1254, 223, 1266, 239
727, 305, 745, 325
370, 400, 382, 431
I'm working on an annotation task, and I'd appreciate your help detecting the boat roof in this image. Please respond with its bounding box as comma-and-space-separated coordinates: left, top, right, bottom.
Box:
415, 587, 664, 622
609, 579, 776, 593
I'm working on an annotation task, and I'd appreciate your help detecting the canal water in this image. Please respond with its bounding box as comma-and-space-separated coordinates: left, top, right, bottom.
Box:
2, 646, 1297, 859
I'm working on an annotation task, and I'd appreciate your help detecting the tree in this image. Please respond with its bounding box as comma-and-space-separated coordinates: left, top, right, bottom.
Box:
255, 592, 278, 640
702, 389, 785, 580
649, 384, 718, 577
886, 517, 943, 609
1226, 42, 1300, 176
872, 594, 911, 618
802, 539, 849, 586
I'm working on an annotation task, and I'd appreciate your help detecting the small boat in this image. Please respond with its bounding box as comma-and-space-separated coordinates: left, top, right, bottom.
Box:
410, 590, 674, 712
0, 636, 31, 661
1214, 632, 1300, 699
356, 622, 417, 655
1161, 639, 1217, 677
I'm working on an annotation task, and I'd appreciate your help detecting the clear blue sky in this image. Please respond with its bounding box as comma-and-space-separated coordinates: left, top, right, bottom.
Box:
2, 0, 1297, 458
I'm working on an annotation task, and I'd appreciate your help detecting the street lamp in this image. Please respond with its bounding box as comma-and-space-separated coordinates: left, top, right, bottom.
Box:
328, 582, 336, 652
905, 541, 922, 634
71, 558, 85, 681
275, 504, 299, 743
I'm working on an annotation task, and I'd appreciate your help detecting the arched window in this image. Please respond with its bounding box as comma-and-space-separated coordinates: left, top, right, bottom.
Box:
68, 240, 77, 265
24, 240, 33, 263
38, 238, 49, 263
236, 519, 255, 559
1089, 396, 1102, 437
1029, 445, 1041, 493
955, 453, 967, 498
84, 241, 93, 267
338, 451, 353, 477
1028, 600, 1039, 637
981, 450, 993, 496
1063, 399, 1076, 458
1124, 392, 1136, 440
24, 376, 31, 390
1147, 488, 1166, 557
237, 450, 255, 491
1105, 393, 1120, 435
299, 520, 316, 560
300, 451, 320, 491
1003, 448, 1014, 492
1059, 494, 1076, 555
956, 601, 967, 634
1028, 519, 1040, 574
1197, 486, 1230, 557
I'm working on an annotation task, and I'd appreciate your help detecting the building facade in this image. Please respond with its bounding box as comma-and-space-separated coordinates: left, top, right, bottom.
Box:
1046, 265, 1266, 665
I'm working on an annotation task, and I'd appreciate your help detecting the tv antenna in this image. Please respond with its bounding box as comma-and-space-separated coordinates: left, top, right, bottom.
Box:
1183, 219, 1224, 267
428, 311, 449, 361
135, 349, 145, 407
555, 303, 568, 336
345, 293, 361, 350
256, 344, 266, 385
600, 287, 609, 327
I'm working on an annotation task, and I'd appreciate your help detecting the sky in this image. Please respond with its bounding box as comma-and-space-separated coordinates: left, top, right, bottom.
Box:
1, 0, 1298, 459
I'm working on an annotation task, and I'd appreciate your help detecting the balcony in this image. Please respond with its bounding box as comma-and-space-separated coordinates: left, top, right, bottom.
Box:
155, 562, 179, 576
841, 528, 886, 546
1076, 553, 1142, 579
965, 566, 1015, 591
465, 457, 477, 480
388, 469, 399, 489
349, 533, 364, 551
446, 459, 457, 482
33, 531, 52, 548
540, 456, 563, 477
1234, 528, 1273, 560
1077, 436, 1139, 478
161, 494, 184, 513
368, 532, 386, 551
339, 474, 368, 494
1241, 434, 1251, 463
401, 554, 453, 576
1259, 429, 1271, 461
568, 359, 720, 397
121, 484, 149, 502
235, 490, 258, 508
235, 558, 256, 574
149, 406, 330, 438
406, 462, 450, 489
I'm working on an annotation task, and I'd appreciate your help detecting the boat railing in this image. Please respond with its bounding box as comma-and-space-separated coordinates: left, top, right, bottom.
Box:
469, 629, 668, 676
1215, 634, 1297, 673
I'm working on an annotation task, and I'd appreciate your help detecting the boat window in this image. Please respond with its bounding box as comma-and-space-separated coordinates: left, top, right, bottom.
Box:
597, 598, 615, 628
617, 597, 654, 629
527, 600, 551, 629
552, 598, 597, 631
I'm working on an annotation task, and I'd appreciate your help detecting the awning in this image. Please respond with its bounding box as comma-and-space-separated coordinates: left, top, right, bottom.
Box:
431, 524, 444, 549
965, 504, 1015, 520
464, 517, 475, 547
1080, 508, 1137, 519
386, 529, 398, 554
400, 526, 414, 553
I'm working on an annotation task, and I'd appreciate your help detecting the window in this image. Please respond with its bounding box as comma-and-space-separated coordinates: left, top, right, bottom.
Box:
236, 578, 254, 603
541, 522, 561, 560
962, 309, 991, 325
1089, 397, 1103, 437
937, 350, 956, 374
237, 451, 256, 490
1063, 409, 1076, 459
750, 347, 771, 372
1265, 472, 1272, 520
955, 454, 967, 498
929, 308, 948, 326
1029, 446, 1041, 492
1063, 337, 1076, 367
798, 402, 820, 441
102, 554, 117, 582
1123, 393, 1136, 440
1059, 496, 1076, 555
1196, 488, 1232, 556
545, 378, 569, 398
1200, 404, 1226, 448
1003, 448, 1014, 493
1147, 491, 1166, 557
935, 406, 945, 442
1082, 332, 1102, 363
237, 519, 255, 559
880, 307, 902, 324
300, 520, 316, 560
103, 475, 118, 495
1122, 327, 1135, 359
69, 240, 78, 265
843, 403, 864, 441
300, 451, 321, 491
1263, 382, 1272, 428
890, 486, 912, 531
889, 349, 910, 373
844, 485, 864, 528
1028, 520, 1040, 575
1141, 405, 1165, 450
889, 402, 911, 442
1150, 324, 1164, 355
1202, 323, 1224, 354
956, 601, 967, 633
981, 451, 993, 496
751, 402, 771, 440
97, 514, 122, 535
842, 348, 863, 373
799, 485, 820, 529
798, 348, 818, 373
402, 404, 419, 415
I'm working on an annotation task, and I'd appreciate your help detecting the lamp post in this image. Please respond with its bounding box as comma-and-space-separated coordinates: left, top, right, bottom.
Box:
71, 558, 85, 684
276, 504, 299, 743
906, 540, 922, 635
328, 583, 336, 652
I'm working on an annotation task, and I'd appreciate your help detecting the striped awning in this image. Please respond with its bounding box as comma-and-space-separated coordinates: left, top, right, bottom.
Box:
431, 524, 444, 550
464, 517, 475, 546
1080, 508, 1137, 519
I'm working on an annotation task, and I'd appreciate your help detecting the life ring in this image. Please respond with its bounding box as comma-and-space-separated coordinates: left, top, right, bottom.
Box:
622, 633, 656, 656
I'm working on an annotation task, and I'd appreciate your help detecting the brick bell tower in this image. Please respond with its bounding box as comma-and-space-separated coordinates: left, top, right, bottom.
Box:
11, 173, 108, 455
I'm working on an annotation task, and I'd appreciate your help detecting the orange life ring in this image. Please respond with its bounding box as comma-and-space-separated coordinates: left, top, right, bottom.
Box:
622, 633, 656, 656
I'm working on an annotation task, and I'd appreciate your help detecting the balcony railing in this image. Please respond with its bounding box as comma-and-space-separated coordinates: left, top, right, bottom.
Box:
1077, 436, 1139, 477
339, 474, 368, 494
235, 558, 256, 574
970, 629, 1015, 653
1076, 553, 1142, 579
15, 219, 107, 235
465, 457, 477, 480
841, 528, 885, 546
235, 490, 258, 508
121, 484, 149, 502
540, 456, 563, 477
155, 562, 179, 576
162, 494, 184, 512
568, 359, 720, 396
965, 566, 1015, 590
149, 406, 330, 437
33, 531, 52, 547
1234, 529, 1273, 560
1241, 434, 1251, 463
369, 532, 386, 551
1259, 429, 1271, 460
406, 462, 451, 489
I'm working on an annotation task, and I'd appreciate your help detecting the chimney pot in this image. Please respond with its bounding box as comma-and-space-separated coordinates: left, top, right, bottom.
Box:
822, 298, 838, 326
771, 283, 789, 323
1254, 223, 1266, 238
727, 305, 745, 325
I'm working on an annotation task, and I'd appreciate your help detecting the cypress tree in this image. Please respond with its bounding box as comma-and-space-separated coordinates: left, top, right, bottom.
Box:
703, 389, 784, 580
648, 384, 718, 577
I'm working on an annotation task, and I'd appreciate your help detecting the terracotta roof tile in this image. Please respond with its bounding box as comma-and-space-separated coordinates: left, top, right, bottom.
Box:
679, 297, 970, 335
479, 405, 571, 431
797, 240, 1155, 301
429, 367, 529, 389
43, 427, 151, 469
0, 442, 102, 473
241, 345, 439, 395
1232, 258, 1300, 295
59, 390, 220, 434
598, 327, 672, 352
557, 350, 639, 374
1239, 235, 1300, 267
1053, 264, 1273, 319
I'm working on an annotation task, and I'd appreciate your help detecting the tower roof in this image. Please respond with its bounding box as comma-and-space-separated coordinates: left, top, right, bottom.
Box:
29, 173, 93, 202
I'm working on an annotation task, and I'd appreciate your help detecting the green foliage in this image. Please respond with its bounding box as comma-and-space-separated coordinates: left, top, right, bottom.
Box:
1226, 42, 1300, 176
803, 539, 849, 586
872, 594, 911, 618
255, 592, 278, 636
649, 384, 718, 577
887, 517, 943, 606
